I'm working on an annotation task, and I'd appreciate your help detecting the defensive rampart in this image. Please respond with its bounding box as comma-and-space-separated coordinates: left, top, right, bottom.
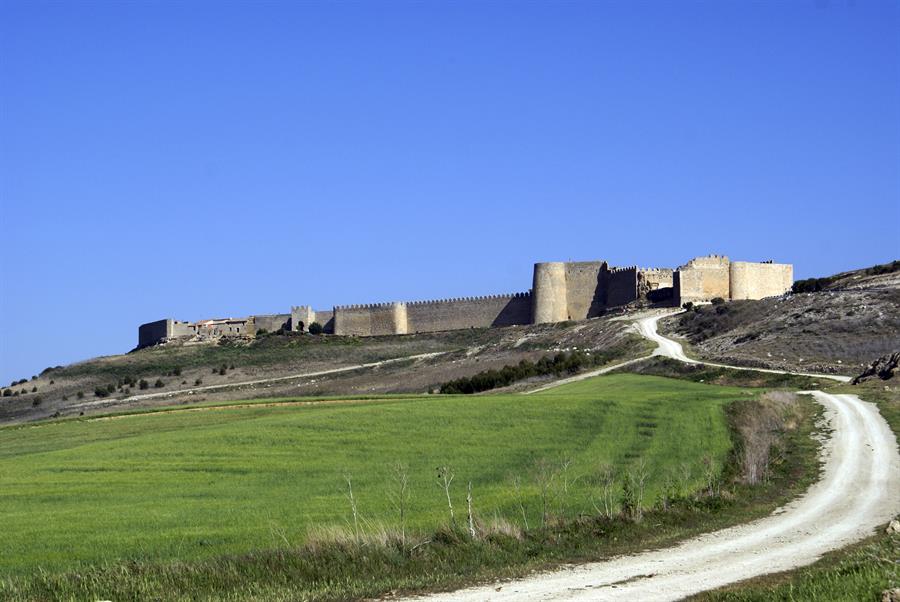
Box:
674, 255, 731, 303
333, 302, 407, 336
606, 266, 639, 308
137, 253, 794, 346
406, 293, 531, 333
730, 261, 793, 300
532, 262, 568, 323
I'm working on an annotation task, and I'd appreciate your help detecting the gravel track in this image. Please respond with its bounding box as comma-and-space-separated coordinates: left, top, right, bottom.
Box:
409, 312, 899, 601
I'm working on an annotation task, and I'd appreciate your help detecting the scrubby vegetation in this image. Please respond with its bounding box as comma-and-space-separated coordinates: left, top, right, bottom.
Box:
439, 345, 632, 394
621, 357, 822, 389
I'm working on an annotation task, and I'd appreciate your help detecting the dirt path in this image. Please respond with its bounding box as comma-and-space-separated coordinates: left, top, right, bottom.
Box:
410, 312, 899, 601
68, 351, 448, 411
635, 311, 852, 383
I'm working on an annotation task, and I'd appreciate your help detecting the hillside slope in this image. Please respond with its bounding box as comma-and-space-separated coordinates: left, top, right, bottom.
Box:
661, 261, 900, 375
1, 313, 647, 424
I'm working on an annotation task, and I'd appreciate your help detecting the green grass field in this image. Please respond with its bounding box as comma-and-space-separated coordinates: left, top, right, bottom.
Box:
0, 374, 748, 576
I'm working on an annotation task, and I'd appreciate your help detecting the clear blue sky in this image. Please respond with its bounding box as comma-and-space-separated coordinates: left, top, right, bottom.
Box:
1, 1, 898, 384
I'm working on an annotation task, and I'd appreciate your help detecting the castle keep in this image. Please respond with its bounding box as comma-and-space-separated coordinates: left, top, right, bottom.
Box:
138, 255, 792, 347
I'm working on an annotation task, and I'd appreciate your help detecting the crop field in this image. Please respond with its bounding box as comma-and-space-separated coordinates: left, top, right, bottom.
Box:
0, 374, 750, 576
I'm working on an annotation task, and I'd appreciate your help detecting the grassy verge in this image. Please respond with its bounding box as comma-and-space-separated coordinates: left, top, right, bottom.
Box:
694, 378, 900, 601
616, 356, 827, 389
692, 529, 899, 602
0, 376, 822, 601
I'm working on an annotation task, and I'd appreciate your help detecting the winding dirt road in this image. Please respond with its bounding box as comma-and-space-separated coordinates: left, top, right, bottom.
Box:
412, 312, 900, 601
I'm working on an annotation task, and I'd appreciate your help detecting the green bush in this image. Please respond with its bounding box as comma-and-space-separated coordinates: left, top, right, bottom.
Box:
153, 379, 164, 389
138, 379, 149, 390
682, 302, 694, 311
439, 349, 621, 394
308, 322, 324, 335
94, 387, 109, 398
792, 276, 836, 293
2, 389, 10, 397
31, 386, 37, 393
76, 391, 84, 400
711, 297, 725, 305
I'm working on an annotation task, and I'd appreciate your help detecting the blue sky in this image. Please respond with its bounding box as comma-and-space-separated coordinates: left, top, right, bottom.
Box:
1, 0, 898, 384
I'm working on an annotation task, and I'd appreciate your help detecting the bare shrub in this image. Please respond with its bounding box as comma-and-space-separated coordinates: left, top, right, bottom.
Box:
388, 463, 411, 547
482, 512, 523, 540
623, 458, 649, 522
733, 391, 801, 485
590, 463, 617, 519
436, 465, 455, 525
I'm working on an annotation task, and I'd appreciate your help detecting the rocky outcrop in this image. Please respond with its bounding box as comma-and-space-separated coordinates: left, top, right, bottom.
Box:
852, 352, 900, 385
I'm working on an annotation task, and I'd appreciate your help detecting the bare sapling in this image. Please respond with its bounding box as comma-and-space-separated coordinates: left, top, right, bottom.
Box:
466, 481, 477, 539
513, 475, 529, 530
625, 458, 649, 522
590, 463, 616, 519
389, 462, 411, 547
344, 473, 360, 544
436, 465, 455, 525
557, 456, 577, 518
702, 454, 720, 497
534, 458, 558, 527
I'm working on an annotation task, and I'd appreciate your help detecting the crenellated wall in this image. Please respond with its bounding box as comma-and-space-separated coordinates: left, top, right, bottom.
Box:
673, 255, 731, 303
138, 253, 793, 345
564, 261, 606, 320
606, 266, 639, 307
729, 261, 793, 300
406, 293, 531, 333
333, 302, 407, 336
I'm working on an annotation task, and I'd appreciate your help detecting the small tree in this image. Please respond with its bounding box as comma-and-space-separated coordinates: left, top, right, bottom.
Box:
77, 391, 84, 399
436, 466, 456, 525
682, 302, 694, 311
154, 378, 165, 388
308, 322, 324, 335
139, 379, 149, 390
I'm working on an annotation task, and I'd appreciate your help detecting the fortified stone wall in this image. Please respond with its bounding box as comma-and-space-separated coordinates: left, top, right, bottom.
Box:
674, 255, 731, 303
639, 268, 675, 304
251, 314, 290, 334
532, 262, 568, 324
138, 319, 171, 348
729, 262, 793, 300
564, 261, 606, 320
333, 302, 406, 336
170, 320, 198, 338
313, 310, 335, 333
406, 293, 531, 333
138, 254, 794, 344
291, 306, 335, 332
607, 266, 639, 307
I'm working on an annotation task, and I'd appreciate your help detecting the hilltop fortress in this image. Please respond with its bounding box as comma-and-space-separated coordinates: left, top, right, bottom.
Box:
138, 255, 792, 347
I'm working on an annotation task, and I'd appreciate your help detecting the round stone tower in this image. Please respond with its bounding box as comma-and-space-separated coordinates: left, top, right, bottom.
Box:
532, 262, 568, 323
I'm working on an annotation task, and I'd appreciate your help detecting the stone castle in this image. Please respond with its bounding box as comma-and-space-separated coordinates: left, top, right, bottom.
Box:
138, 254, 792, 347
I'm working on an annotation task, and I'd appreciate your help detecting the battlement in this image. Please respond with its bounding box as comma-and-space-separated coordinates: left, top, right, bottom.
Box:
138, 253, 793, 345
334, 301, 403, 310
406, 291, 530, 306
608, 265, 638, 274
